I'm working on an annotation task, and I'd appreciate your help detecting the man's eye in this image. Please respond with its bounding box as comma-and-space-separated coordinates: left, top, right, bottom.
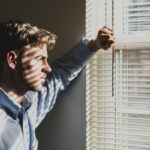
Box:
38, 57, 44, 60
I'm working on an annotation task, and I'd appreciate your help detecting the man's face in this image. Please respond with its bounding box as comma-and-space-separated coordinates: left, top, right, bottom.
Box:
15, 43, 51, 92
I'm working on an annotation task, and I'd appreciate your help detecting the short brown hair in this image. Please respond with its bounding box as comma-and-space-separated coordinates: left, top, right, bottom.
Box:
0, 20, 57, 60
0, 20, 57, 75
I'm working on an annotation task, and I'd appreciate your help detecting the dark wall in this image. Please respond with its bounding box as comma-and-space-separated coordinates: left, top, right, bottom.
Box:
0, 0, 86, 150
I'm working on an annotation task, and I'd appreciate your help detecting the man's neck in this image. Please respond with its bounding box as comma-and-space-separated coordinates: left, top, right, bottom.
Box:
5, 90, 25, 104
0, 79, 26, 104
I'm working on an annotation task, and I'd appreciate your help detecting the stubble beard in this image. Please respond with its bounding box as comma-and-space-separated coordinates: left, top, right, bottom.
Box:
15, 70, 44, 93
18, 77, 43, 92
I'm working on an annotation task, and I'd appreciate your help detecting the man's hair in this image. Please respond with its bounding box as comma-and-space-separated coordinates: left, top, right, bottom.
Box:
0, 20, 57, 60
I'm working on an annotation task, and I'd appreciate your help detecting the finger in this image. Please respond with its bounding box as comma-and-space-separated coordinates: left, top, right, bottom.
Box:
101, 26, 114, 36
99, 29, 114, 36
109, 36, 116, 42
103, 41, 113, 50
99, 34, 113, 41
109, 40, 115, 46
100, 34, 115, 44
102, 26, 113, 32
100, 38, 115, 50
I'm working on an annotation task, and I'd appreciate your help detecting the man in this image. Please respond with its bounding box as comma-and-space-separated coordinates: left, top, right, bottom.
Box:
0, 20, 115, 150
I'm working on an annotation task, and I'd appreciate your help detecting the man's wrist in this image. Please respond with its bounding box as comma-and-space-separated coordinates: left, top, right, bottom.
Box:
86, 39, 101, 52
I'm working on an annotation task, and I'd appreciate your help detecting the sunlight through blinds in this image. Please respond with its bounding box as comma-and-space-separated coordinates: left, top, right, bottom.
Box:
86, 0, 150, 149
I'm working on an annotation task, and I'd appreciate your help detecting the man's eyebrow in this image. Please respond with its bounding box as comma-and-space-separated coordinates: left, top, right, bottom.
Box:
35, 55, 48, 58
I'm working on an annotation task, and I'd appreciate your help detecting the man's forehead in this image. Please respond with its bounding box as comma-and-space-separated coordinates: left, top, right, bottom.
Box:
38, 43, 48, 55
39, 43, 47, 51
23, 44, 48, 57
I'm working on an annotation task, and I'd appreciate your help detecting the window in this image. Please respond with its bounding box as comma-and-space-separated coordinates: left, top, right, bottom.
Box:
86, 0, 150, 149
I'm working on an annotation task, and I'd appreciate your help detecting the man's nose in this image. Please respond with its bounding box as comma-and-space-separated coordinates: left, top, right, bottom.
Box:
42, 61, 51, 73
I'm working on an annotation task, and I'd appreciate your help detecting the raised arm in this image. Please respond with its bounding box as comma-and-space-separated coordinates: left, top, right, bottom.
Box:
49, 26, 115, 92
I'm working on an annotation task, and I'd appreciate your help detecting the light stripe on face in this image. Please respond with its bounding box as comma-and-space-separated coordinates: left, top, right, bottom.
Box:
15, 44, 51, 92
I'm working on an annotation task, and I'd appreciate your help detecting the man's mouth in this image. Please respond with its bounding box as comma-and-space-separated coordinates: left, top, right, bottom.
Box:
40, 77, 46, 83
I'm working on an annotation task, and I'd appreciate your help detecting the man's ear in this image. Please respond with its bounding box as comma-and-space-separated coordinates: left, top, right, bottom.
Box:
6, 51, 18, 69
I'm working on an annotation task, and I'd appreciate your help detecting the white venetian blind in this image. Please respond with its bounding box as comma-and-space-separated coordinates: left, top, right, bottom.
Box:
86, 0, 150, 149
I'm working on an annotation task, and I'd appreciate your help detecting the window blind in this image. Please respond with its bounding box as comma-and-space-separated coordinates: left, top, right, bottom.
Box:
86, 0, 150, 149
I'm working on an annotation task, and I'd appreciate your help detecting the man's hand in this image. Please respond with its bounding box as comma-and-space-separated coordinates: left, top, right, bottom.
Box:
86, 26, 115, 52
